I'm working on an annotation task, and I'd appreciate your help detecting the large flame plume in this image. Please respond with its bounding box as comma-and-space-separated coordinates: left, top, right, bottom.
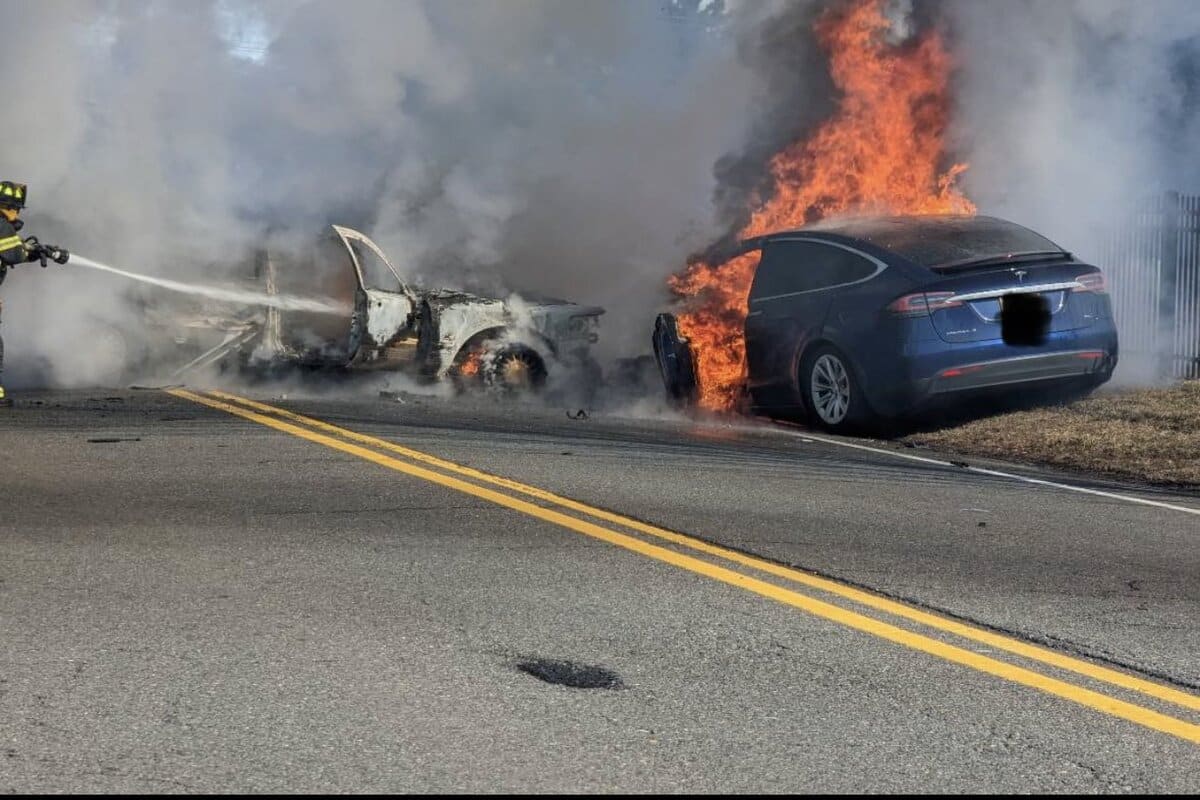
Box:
669, 0, 975, 412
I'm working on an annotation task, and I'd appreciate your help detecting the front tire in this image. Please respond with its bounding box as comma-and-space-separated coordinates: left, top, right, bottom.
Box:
484, 344, 547, 393
801, 345, 870, 433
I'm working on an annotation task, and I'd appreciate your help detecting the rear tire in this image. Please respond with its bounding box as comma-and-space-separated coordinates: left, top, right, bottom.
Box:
800, 344, 871, 433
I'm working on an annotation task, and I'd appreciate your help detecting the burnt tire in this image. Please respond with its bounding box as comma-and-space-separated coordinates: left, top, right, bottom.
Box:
800, 344, 871, 433
652, 313, 698, 407
484, 345, 547, 393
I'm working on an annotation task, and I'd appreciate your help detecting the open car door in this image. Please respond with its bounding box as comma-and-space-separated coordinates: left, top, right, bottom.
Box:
332, 225, 420, 363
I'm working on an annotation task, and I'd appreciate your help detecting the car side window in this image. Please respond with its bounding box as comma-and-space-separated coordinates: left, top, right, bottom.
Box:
750, 240, 879, 301
820, 246, 878, 286
750, 241, 824, 299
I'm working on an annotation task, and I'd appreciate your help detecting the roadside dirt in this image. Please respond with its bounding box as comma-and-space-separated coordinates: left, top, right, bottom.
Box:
904, 381, 1200, 487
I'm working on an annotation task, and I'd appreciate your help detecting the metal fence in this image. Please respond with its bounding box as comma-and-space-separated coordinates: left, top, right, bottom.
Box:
1099, 191, 1200, 380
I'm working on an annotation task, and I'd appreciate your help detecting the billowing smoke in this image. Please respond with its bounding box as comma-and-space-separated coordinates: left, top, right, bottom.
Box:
946, 0, 1200, 243
945, 0, 1200, 382
0, 0, 758, 386
4, 0, 1197, 390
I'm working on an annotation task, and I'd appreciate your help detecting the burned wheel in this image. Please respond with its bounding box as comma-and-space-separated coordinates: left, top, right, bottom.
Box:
652, 313, 698, 408
484, 345, 547, 393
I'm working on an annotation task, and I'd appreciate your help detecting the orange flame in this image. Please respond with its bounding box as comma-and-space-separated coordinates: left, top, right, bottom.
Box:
457, 350, 483, 377
669, 0, 975, 412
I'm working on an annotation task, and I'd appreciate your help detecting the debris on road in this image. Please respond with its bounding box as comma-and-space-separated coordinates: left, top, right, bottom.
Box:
516, 658, 624, 690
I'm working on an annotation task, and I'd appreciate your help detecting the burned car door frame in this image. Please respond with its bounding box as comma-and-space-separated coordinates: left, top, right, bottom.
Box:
333, 224, 419, 367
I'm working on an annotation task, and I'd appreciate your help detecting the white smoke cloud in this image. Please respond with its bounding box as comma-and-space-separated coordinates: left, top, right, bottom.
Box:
0, 0, 755, 386
947, 0, 1200, 383
949, 0, 1200, 246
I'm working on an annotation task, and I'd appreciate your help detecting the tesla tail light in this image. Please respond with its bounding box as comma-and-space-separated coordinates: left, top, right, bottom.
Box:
1073, 272, 1108, 293
887, 291, 962, 316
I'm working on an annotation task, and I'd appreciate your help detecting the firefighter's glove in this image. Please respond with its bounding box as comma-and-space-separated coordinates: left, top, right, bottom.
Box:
22, 236, 45, 266
21, 237, 68, 267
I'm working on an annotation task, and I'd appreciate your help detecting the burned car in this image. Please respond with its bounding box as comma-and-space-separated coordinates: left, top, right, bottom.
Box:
252, 225, 605, 391
655, 215, 1118, 432
92, 225, 604, 392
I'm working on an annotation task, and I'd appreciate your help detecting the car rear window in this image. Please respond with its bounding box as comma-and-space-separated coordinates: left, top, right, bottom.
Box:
816, 216, 1065, 271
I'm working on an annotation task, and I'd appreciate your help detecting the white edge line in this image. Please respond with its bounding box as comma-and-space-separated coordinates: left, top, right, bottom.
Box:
783, 429, 1200, 518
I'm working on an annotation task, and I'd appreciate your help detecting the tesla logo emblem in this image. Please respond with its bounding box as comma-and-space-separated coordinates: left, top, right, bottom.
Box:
1013, 269, 1028, 282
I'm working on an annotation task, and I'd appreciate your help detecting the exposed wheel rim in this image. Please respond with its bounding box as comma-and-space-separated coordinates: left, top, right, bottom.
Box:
811, 353, 850, 425
492, 350, 545, 391
500, 355, 533, 389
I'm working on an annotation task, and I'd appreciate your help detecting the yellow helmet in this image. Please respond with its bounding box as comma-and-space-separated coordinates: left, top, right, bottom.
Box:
0, 181, 26, 211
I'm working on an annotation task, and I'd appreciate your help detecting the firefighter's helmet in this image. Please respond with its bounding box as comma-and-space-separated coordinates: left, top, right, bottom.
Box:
0, 181, 27, 210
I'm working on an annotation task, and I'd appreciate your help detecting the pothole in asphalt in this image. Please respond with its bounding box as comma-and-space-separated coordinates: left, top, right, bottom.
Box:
516, 658, 624, 690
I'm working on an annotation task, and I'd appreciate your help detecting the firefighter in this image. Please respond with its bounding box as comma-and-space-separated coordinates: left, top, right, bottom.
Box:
0, 181, 70, 406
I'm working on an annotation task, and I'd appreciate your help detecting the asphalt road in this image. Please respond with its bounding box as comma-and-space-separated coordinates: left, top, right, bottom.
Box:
1, 385, 1198, 792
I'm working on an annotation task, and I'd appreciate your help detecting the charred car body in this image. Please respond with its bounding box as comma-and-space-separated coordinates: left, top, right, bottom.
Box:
257, 226, 605, 390
655, 215, 1118, 432
120, 225, 604, 390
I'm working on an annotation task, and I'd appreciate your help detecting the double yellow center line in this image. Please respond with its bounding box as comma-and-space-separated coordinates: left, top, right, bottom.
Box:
169, 388, 1200, 745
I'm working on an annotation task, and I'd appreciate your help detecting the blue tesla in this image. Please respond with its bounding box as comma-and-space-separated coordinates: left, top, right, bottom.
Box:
654, 215, 1118, 433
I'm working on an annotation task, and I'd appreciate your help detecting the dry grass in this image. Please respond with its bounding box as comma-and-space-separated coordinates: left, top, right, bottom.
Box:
904, 381, 1200, 487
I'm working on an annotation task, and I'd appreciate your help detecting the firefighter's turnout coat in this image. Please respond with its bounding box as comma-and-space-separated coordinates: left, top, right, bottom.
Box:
0, 216, 28, 286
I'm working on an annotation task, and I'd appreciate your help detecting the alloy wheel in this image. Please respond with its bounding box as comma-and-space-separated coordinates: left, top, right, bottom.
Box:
811, 353, 851, 425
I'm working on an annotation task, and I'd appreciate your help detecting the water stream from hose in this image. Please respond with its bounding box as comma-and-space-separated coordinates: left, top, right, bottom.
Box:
70, 254, 351, 314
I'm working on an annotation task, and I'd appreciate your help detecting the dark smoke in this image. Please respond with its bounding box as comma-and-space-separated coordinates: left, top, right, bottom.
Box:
709, 0, 832, 238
